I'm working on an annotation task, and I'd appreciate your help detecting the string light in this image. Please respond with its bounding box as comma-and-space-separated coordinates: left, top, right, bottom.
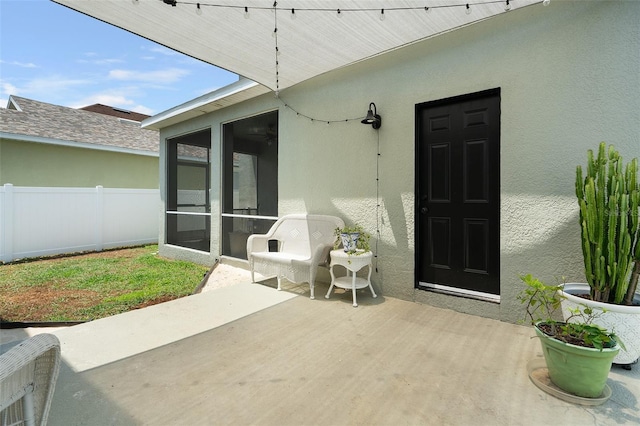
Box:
159, 0, 544, 100
273, 1, 279, 97
278, 99, 365, 125
168, 1, 535, 16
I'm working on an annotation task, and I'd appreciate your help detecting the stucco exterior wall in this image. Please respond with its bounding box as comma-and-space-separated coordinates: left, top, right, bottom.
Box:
159, 1, 639, 323
0, 139, 159, 188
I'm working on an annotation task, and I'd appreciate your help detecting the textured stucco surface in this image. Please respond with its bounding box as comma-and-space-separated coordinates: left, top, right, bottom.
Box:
158, 1, 639, 323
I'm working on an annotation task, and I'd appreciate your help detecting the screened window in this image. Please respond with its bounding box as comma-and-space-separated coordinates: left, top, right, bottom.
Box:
222, 111, 278, 259
166, 130, 211, 252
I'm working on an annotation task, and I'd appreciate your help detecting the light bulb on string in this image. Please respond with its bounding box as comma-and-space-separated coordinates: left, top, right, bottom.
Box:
337, 9, 342, 18
465, 4, 472, 15
196, 3, 202, 15
424, 7, 430, 14
272, 27, 278, 38
290, 8, 296, 20
244, 6, 249, 19
380, 9, 385, 21
505, 0, 511, 11
275, 46, 281, 56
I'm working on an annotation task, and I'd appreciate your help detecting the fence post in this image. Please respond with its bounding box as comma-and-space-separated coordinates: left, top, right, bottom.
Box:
1, 183, 14, 263
95, 185, 104, 252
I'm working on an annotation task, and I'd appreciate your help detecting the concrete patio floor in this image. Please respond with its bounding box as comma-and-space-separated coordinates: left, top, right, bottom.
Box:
3, 278, 639, 425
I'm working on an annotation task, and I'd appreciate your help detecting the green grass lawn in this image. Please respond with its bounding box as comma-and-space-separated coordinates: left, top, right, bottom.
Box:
0, 245, 209, 322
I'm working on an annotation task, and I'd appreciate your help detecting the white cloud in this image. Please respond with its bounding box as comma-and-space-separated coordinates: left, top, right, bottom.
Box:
0, 98, 8, 109
20, 76, 90, 95
0, 81, 19, 97
131, 104, 154, 115
147, 46, 178, 56
108, 68, 190, 84
78, 58, 125, 65
0, 60, 37, 68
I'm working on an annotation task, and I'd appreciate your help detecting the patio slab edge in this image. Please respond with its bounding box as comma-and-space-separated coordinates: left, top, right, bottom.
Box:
52, 282, 297, 372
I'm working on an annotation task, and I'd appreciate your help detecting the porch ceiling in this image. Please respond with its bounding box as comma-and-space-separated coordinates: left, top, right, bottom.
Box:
52, 0, 542, 96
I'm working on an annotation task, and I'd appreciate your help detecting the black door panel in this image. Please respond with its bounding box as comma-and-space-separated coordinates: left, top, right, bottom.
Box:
416, 90, 500, 295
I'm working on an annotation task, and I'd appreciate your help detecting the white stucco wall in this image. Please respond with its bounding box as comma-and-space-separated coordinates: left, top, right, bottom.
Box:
159, 0, 639, 323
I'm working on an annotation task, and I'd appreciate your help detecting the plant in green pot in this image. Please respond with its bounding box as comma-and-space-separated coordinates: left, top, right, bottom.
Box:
565, 142, 640, 366
519, 275, 623, 399
334, 224, 371, 255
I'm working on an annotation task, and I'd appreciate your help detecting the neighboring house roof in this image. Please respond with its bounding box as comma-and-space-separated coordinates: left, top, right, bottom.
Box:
80, 104, 151, 122
0, 96, 158, 156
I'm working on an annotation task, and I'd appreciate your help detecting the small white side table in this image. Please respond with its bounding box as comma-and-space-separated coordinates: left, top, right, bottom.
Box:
326, 249, 377, 307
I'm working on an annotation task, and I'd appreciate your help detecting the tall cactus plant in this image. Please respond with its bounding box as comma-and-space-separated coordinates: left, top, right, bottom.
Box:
576, 142, 640, 305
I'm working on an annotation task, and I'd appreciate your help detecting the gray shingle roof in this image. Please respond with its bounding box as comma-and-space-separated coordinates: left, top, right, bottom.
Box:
0, 96, 159, 153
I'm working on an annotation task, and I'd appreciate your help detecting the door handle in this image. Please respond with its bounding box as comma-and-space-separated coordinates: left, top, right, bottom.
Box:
420, 207, 429, 214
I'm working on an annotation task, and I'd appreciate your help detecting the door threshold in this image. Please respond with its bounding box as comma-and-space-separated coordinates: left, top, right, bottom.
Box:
418, 282, 500, 304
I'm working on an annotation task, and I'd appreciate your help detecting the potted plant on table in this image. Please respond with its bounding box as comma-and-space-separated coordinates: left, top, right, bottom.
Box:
334, 224, 371, 255
519, 274, 623, 399
564, 142, 640, 367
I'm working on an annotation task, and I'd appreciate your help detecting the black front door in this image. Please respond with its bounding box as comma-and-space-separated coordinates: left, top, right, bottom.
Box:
416, 89, 500, 296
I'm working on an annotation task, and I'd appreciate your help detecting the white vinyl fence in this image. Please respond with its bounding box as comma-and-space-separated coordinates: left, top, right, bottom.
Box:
0, 184, 159, 263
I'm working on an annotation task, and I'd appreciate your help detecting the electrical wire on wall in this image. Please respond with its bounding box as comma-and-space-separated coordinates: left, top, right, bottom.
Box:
375, 129, 381, 274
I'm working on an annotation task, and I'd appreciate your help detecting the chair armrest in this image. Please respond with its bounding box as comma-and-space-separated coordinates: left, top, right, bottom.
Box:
247, 234, 270, 255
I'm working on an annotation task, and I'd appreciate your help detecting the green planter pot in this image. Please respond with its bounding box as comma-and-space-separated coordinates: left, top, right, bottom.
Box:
535, 323, 620, 398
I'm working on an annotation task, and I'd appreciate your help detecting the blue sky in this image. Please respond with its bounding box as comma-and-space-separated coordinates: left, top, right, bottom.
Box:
0, 0, 238, 115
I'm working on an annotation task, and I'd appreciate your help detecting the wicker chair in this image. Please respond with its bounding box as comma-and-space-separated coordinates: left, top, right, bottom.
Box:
0, 333, 61, 426
247, 214, 344, 299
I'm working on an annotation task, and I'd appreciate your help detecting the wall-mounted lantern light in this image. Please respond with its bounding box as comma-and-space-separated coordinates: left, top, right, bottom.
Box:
361, 102, 381, 130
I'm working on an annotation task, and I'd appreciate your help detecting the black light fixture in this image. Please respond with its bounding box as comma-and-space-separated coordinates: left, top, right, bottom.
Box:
361, 102, 382, 129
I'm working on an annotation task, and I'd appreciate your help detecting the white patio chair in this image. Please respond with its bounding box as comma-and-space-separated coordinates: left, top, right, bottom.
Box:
0, 333, 61, 426
247, 214, 344, 299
